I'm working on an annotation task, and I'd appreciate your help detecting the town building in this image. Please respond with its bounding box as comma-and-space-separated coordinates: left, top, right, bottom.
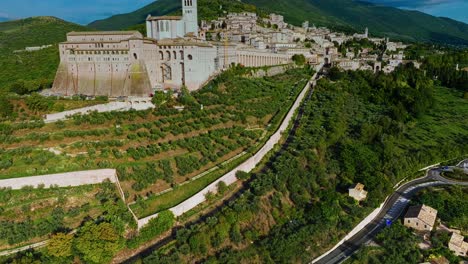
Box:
404, 204, 438, 232
448, 232, 468, 257
348, 183, 368, 201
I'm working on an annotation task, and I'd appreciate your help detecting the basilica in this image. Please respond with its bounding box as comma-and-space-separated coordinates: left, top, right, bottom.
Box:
51, 0, 291, 97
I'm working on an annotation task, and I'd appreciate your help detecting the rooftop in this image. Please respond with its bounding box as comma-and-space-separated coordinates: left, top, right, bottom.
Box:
405, 204, 438, 227
67, 31, 142, 37
147, 15, 183, 21
449, 232, 465, 248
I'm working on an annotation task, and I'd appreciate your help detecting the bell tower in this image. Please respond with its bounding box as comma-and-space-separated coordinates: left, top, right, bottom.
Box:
182, 0, 198, 37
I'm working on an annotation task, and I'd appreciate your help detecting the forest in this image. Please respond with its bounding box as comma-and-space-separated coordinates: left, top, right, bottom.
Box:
136, 64, 467, 263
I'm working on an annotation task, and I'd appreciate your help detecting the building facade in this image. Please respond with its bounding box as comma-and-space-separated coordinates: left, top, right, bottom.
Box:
404, 204, 438, 232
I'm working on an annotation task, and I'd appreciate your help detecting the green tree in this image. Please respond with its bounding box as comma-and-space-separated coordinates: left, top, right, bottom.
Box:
25, 93, 54, 112
47, 232, 74, 258
74, 222, 123, 264
292, 54, 306, 66
0, 93, 13, 118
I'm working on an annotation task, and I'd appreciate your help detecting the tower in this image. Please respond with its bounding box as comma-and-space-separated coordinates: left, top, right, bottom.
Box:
182, 0, 198, 37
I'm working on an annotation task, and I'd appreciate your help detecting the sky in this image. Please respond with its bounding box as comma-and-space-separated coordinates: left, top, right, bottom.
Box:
0, 0, 467, 25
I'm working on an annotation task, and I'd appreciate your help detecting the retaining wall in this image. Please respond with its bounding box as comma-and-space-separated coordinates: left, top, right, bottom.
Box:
138, 65, 322, 228
45, 98, 154, 123
0, 169, 117, 190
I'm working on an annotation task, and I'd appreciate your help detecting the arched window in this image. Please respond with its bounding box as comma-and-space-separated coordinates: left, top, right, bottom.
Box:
180, 50, 184, 59
133, 53, 138, 60
173, 51, 177, 60
166, 51, 171, 61
188, 54, 193, 60
159, 51, 164, 60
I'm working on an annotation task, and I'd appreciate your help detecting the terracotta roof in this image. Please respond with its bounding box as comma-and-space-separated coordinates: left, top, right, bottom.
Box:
351, 183, 365, 191
147, 16, 182, 21
155, 38, 212, 47
67, 31, 141, 37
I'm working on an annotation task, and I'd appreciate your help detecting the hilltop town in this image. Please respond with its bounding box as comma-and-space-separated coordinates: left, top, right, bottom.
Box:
49, 0, 411, 99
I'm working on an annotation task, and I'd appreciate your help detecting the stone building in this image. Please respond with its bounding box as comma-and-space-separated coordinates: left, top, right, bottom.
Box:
403, 204, 438, 232
448, 232, 468, 257
146, 0, 198, 40
51, 0, 295, 97
348, 183, 368, 201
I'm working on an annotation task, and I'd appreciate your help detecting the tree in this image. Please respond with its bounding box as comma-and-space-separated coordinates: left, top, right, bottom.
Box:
292, 54, 306, 66
0, 93, 13, 118
25, 93, 54, 112
74, 222, 123, 264
47, 232, 74, 258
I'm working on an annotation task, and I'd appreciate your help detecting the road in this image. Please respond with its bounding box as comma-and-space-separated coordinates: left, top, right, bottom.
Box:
312, 168, 468, 264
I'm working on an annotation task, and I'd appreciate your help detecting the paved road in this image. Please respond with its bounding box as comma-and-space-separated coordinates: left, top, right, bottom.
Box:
312, 169, 468, 264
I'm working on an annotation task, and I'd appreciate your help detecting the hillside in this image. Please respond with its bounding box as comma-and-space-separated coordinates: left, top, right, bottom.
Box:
88, 0, 258, 31
88, 0, 468, 46
0, 17, 89, 92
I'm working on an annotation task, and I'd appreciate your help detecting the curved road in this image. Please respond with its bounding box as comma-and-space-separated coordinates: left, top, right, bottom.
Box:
312, 168, 468, 264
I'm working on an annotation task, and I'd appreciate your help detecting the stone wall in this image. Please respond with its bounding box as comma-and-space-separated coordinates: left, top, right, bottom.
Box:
248, 65, 293, 78
45, 98, 154, 123
0, 169, 117, 190
137, 66, 321, 228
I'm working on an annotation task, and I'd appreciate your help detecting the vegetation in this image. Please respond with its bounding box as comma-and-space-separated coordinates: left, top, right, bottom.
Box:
127, 211, 175, 248
88, 0, 258, 31
136, 65, 467, 263
89, 0, 468, 46
347, 186, 467, 264
0, 17, 90, 93
0, 181, 133, 250
415, 186, 468, 231
0, 67, 310, 220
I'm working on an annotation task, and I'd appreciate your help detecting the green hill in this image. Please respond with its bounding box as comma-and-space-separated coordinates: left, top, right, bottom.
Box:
0, 16, 90, 92
88, 0, 468, 46
88, 0, 258, 31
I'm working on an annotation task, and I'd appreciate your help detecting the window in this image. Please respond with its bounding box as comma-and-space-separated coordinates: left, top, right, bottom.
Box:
133, 53, 138, 60
173, 51, 177, 60
188, 54, 193, 60
159, 51, 164, 60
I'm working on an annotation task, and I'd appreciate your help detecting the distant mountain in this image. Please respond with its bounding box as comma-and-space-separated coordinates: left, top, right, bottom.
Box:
88, 0, 468, 46
88, 0, 257, 31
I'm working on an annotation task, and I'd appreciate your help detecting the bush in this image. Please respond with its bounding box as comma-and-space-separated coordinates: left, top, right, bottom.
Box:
127, 210, 175, 248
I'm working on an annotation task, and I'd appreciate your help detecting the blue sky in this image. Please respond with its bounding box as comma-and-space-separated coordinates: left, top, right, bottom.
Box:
0, 0, 467, 25
0, 0, 154, 24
